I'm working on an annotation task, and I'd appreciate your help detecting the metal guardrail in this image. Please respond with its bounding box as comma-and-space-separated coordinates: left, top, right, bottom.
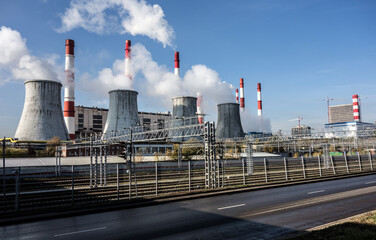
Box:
1, 154, 375, 215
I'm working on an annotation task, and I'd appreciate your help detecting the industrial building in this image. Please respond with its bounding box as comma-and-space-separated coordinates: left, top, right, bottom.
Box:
325, 122, 376, 138
291, 125, 312, 137
75, 105, 171, 138
329, 104, 354, 123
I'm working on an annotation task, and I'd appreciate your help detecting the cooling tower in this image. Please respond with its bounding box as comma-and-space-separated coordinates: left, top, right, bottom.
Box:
172, 96, 197, 120
216, 103, 245, 139
103, 90, 140, 136
15, 80, 69, 141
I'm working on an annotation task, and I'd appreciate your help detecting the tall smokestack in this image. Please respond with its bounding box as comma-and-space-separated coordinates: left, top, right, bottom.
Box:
240, 78, 245, 111
174, 52, 180, 77
236, 89, 239, 103
197, 92, 204, 124
125, 40, 132, 80
352, 94, 360, 122
257, 83, 262, 116
64, 39, 75, 140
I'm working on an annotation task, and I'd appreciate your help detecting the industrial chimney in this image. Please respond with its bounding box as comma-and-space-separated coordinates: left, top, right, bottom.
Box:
216, 103, 244, 139
103, 90, 140, 137
352, 94, 360, 122
174, 52, 180, 77
197, 92, 204, 124
240, 78, 245, 111
257, 83, 262, 116
64, 39, 75, 140
125, 40, 132, 80
15, 80, 69, 141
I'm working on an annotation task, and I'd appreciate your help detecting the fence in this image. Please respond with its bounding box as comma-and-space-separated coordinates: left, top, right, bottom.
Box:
1, 154, 375, 215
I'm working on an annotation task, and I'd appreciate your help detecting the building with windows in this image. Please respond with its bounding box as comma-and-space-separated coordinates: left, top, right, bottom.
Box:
291, 125, 312, 137
329, 104, 354, 124
74, 106, 171, 138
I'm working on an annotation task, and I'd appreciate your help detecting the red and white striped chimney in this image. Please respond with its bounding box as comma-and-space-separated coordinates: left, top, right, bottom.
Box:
174, 52, 180, 77
197, 92, 204, 124
64, 39, 75, 140
240, 78, 245, 111
257, 83, 262, 116
125, 40, 132, 80
236, 89, 239, 103
352, 94, 360, 122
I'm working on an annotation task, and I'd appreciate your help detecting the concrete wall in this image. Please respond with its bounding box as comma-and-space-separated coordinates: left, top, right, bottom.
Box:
15, 80, 69, 141
103, 90, 140, 136
216, 103, 244, 139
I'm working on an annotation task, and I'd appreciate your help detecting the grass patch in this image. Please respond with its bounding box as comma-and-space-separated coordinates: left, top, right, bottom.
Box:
289, 212, 376, 240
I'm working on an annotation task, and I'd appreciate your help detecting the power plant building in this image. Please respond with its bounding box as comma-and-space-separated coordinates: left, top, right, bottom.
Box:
291, 125, 312, 137
329, 104, 354, 123
75, 105, 171, 138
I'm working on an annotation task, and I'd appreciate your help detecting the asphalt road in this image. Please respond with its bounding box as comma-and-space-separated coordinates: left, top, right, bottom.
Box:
1, 174, 375, 240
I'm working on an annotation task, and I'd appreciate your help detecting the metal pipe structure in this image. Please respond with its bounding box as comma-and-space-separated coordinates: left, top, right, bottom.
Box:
174, 52, 180, 77
352, 94, 360, 122
236, 89, 239, 104
64, 39, 75, 140
257, 83, 262, 116
125, 40, 132, 80
240, 78, 245, 111
197, 92, 204, 124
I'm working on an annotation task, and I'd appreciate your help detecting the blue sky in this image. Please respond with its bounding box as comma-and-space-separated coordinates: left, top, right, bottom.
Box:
0, 0, 375, 137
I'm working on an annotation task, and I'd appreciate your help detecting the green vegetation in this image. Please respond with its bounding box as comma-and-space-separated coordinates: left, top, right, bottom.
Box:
289, 212, 376, 240
1, 137, 61, 158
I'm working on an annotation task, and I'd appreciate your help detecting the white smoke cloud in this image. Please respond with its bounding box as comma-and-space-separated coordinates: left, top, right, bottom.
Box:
58, 0, 175, 47
78, 43, 235, 117
240, 109, 272, 133
0, 26, 59, 85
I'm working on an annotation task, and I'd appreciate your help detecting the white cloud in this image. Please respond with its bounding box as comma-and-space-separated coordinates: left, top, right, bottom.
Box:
0, 26, 59, 85
78, 43, 235, 118
58, 0, 175, 47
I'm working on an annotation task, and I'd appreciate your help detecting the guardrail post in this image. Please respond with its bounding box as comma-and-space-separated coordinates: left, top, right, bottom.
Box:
369, 152, 373, 171
116, 164, 119, 201
55, 147, 58, 175
318, 155, 322, 177
155, 162, 158, 196
58, 150, 62, 175
71, 165, 74, 206
301, 156, 306, 179
104, 146, 107, 185
263, 158, 268, 183
222, 159, 225, 187
283, 157, 288, 181
330, 156, 336, 175
188, 160, 191, 192
357, 152, 362, 172
128, 165, 131, 199
94, 147, 98, 188
242, 158, 246, 185
134, 162, 138, 199
15, 167, 20, 211
100, 146, 103, 186
90, 139, 93, 188
344, 153, 349, 173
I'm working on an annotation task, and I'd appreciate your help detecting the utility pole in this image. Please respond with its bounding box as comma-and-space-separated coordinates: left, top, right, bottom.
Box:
3, 137, 6, 203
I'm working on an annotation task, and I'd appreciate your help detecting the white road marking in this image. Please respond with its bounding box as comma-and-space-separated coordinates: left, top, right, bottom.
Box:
307, 190, 325, 195
365, 181, 376, 185
217, 204, 245, 210
54, 227, 107, 237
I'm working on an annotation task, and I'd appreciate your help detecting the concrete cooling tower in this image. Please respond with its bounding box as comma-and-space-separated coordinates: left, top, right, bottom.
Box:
15, 80, 69, 141
216, 103, 245, 139
172, 96, 197, 119
103, 90, 140, 136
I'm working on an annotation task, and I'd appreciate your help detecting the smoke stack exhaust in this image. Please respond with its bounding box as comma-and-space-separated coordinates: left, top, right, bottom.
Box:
125, 40, 132, 80
197, 92, 204, 124
257, 83, 262, 116
64, 39, 75, 140
240, 78, 245, 111
352, 94, 360, 122
174, 52, 180, 77
236, 89, 239, 103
